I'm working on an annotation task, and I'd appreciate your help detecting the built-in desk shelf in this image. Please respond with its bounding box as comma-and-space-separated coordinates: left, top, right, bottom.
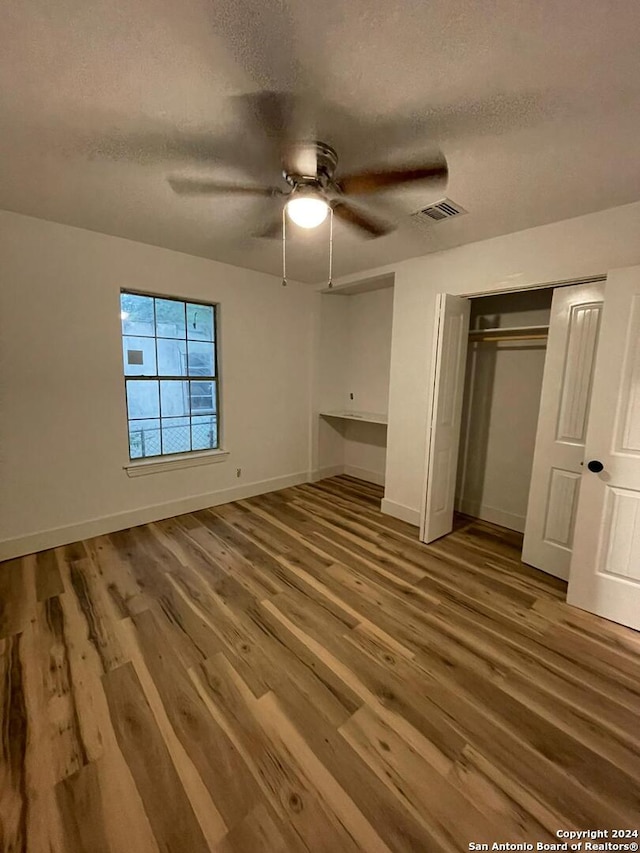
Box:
319, 410, 388, 425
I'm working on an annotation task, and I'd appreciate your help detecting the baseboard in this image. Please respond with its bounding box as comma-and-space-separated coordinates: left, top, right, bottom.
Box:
0, 471, 309, 561
343, 465, 385, 487
308, 465, 345, 483
455, 499, 526, 533
380, 498, 420, 527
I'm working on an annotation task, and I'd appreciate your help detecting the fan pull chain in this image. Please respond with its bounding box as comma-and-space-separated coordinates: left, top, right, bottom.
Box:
328, 206, 334, 288
281, 206, 287, 286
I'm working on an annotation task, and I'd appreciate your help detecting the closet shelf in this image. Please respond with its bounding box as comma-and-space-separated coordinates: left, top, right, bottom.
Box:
469, 324, 549, 342
320, 410, 388, 425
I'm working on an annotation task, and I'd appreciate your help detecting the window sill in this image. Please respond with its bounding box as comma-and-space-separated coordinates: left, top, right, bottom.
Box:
124, 448, 229, 477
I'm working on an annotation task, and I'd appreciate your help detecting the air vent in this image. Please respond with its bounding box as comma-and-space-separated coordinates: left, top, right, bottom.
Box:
411, 198, 467, 225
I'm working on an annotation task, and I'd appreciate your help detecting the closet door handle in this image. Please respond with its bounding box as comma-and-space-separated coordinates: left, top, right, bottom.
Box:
587, 459, 604, 473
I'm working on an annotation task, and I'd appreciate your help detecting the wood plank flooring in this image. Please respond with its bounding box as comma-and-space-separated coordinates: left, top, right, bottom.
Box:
2, 475, 639, 852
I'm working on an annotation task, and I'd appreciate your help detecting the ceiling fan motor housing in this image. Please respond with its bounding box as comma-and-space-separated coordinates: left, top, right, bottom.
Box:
284, 141, 338, 188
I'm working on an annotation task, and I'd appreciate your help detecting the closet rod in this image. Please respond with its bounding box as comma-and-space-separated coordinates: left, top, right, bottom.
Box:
471, 332, 548, 342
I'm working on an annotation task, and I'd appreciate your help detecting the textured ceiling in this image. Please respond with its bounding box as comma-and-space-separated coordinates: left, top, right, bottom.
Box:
2, 0, 640, 283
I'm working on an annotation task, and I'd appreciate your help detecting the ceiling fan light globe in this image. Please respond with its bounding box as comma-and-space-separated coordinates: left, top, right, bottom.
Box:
286, 196, 329, 229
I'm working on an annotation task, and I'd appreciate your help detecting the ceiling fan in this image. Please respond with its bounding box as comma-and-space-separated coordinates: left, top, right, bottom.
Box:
89, 87, 449, 241
167, 136, 448, 239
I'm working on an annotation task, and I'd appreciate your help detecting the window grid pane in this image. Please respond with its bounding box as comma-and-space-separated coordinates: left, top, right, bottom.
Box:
192, 415, 217, 450
161, 416, 191, 455
129, 419, 161, 458
123, 335, 158, 376
121, 293, 155, 337
122, 292, 219, 459
187, 303, 215, 342
187, 340, 216, 376
155, 298, 187, 339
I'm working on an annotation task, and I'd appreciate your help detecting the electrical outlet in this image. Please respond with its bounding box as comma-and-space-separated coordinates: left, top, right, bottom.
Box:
236, 468, 242, 478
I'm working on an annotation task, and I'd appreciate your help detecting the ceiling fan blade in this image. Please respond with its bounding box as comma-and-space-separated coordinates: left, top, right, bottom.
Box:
88, 127, 244, 166
232, 91, 318, 177
336, 160, 448, 195
168, 177, 283, 197
235, 91, 294, 142
331, 200, 394, 239
253, 217, 284, 239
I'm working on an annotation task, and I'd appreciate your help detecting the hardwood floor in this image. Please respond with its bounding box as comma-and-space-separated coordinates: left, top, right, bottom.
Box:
2, 475, 639, 852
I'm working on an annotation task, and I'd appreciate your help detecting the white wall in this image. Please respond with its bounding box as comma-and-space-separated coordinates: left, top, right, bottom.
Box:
343, 288, 393, 485
345, 288, 394, 415
343, 421, 388, 486
311, 292, 350, 480
5, 199, 640, 554
0, 211, 315, 559
456, 342, 547, 532
333, 200, 640, 525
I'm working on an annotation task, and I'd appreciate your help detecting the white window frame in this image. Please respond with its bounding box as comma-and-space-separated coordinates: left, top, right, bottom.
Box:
120, 290, 227, 475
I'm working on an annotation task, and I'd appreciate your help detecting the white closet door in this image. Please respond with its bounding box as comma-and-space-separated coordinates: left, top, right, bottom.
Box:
421, 294, 470, 543
522, 282, 605, 579
567, 266, 640, 630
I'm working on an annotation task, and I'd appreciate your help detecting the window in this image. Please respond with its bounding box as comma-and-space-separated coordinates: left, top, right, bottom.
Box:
120, 291, 219, 459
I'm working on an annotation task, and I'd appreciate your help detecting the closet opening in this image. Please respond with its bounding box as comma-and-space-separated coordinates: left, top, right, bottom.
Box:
455, 288, 553, 537
421, 278, 606, 583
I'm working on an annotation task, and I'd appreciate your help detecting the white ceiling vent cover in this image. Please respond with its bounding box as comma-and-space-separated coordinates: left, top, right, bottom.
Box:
411, 198, 467, 225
